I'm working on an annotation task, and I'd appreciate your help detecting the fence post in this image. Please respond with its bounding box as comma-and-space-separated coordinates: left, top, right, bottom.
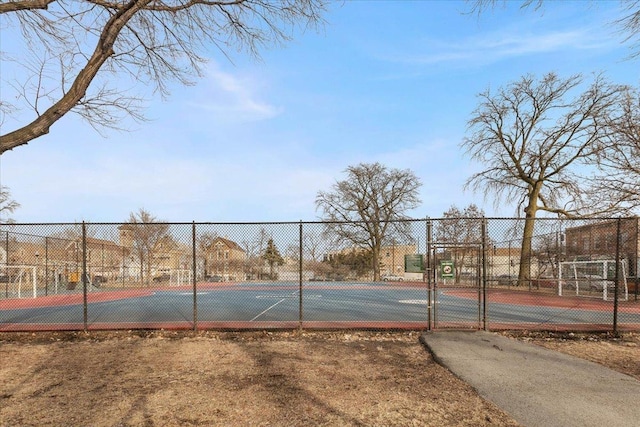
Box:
121, 247, 125, 288
614, 218, 621, 335
633, 216, 640, 301
481, 217, 488, 331
192, 222, 198, 331
101, 243, 105, 284
299, 221, 303, 331
5, 231, 9, 298
82, 222, 88, 332
426, 217, 432, 331
44, 237, 49, 296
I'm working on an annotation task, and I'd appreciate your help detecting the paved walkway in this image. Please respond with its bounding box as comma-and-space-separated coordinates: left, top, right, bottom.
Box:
421, 331, 640, 427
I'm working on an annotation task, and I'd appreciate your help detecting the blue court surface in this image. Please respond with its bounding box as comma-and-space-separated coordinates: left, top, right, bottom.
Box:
1, 281, 639, 331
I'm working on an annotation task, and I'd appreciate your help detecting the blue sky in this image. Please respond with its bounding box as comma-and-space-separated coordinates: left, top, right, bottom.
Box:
0, 0, 638, 223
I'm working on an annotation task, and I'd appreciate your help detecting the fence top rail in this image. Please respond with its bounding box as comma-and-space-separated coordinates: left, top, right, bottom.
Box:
0, 217, 638, 227
429, 242, 483, 248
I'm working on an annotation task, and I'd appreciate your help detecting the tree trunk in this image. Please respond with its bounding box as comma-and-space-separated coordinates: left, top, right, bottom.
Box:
139, 254, 145, 287
372, 245, 381, 281
518, 186, 541, 288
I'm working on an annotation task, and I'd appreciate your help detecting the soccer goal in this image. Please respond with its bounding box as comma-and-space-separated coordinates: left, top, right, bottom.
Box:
558, 260, 628, 301
1, 265, 38, 299
170, 269, 192, 287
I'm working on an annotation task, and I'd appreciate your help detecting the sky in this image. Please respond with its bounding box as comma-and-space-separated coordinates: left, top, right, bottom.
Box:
0, 0, 638, 224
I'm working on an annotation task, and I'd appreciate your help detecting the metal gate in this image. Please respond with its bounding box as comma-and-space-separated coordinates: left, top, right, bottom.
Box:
425, 220, 486, 330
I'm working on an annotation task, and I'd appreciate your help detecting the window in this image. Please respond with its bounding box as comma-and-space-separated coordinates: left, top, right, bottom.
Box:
605, 235, 614, 250
594, 236, 601, 250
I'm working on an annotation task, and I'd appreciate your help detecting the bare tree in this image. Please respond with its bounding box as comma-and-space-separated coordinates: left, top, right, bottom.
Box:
0, 186, 20, 224
462, 72, 626, 286
617, 1, 640, 60
284, 229, 331, 279
196, 231, 218, 277
0, 0, 327, 153
240, 227, 270, 279
124, 208, 169, 285
54, 222, 100, 240
531, 229, 564, 280
302, 230, 326, 262
595, 87, 640, 210
434, 204, 484, 283
466, 0, 547, 16
316, 162, 422, 281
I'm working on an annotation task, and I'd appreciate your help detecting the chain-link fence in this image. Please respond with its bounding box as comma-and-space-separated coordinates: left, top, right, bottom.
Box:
0, 218, 638, 332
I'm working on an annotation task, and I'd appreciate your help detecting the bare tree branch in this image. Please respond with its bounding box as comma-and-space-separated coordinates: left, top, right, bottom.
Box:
0, 0, 56, 14
0, 186, 20, 224
594, 86, 640, 210
316, 162, 422, 281
124, 207, 169, 285
0, 0, 327, 153
462, 72, 627, 285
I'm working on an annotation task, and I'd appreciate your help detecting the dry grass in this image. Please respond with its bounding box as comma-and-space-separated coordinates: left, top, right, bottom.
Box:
1, 330, 638, 426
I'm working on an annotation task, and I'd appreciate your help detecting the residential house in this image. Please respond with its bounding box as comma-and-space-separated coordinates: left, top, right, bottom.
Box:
118, 224, 192, 281
203, 237, 246, 281
65, 237, 130, 281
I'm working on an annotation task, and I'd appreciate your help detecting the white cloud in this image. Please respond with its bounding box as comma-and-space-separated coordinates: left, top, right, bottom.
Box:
379, 27, 612, 67
187, 62, 282, 123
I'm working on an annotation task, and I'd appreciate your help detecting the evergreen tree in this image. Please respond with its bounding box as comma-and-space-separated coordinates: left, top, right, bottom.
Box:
262, 238, 284, 280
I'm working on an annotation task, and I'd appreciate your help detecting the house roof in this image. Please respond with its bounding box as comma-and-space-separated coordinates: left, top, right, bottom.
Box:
85, 237, 125, 250
61, 236, 125, 251
210, 237, 245, 252
492, 247, 521, 257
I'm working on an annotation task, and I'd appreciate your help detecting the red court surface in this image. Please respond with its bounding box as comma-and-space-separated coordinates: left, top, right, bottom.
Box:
0, 289, 154, 310
445, 287, 640, 314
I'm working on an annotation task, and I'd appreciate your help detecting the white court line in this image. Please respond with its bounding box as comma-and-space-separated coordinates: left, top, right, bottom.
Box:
251, 291, 299, 321
256, 294, 322, 299
398, 299, 439, 305
251, 297, 289, 321
256, 294, 296, 299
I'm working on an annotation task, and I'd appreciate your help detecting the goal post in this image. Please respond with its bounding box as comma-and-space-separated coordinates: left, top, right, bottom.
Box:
170, 269, 192, 287
558, 260, 628, 301
1, 265, 38, 299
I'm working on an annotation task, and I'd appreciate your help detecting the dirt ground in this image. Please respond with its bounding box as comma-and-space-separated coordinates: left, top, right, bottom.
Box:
0, 330, 638, 427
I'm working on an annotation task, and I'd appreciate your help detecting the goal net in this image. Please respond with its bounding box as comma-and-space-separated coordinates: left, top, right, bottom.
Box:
558, 260, 628, 301
1, 265, 38, 299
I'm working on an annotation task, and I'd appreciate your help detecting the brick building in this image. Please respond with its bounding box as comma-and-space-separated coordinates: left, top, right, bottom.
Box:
564, 218, 640, 278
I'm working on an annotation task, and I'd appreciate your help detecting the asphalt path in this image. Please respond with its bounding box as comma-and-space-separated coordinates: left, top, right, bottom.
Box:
423, 331, 640, 427
1, 282, 639, 330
